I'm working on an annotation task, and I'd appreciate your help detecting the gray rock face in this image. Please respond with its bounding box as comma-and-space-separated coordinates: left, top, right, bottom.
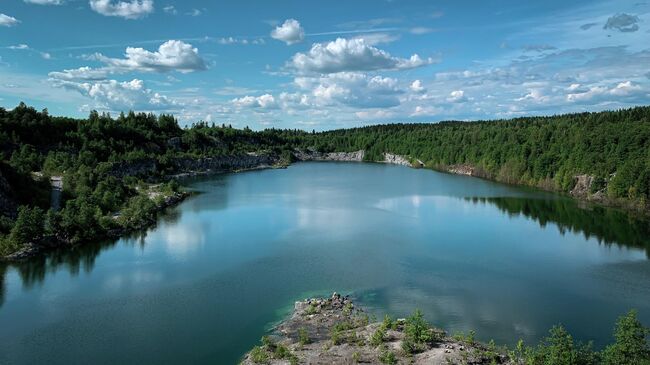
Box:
107, 153, 279, 179
383, 153, 420, 167
295, 149, 365, 162
171, 153, 278, 173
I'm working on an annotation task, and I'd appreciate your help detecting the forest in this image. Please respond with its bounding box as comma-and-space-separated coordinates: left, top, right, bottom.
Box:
293, 107, 650, 207
1, 103, 649, 258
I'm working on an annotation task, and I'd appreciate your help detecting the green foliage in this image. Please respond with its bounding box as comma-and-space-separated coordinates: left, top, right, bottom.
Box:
249, 345, 269, 364
602, 310, 650, 365
523, 325, 598, 365
352, 351, 361, 363
295, 106, 650, 206
404, 309, 434, 345
370, 325, 388, 347
298, 327, 310, 346
378, 346, 397, 364
0, 206, 45, 255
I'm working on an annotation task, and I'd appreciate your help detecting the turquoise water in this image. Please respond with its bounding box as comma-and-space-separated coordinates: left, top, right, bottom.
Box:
1, 162, 649, 364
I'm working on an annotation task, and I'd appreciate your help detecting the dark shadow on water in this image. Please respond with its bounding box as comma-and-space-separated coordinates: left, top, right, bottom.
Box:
467, 197, 650, 258
0, 203, 187, 303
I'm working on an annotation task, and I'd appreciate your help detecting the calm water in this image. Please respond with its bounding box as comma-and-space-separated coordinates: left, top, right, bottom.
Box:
1, 162, 650, 364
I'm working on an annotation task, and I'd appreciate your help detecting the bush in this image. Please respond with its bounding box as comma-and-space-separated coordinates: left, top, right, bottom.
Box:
1, 206, 45, 255
249, 346, 269, 364
404, 309, 434, 346
378, 347, 397, 364
298, 327, 310, 345
602, 310, 650, 365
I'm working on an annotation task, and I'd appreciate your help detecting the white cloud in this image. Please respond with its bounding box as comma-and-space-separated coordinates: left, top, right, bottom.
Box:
515, 89, 549, 103
411, 105, 444, 117
271, 19, 305, 45
9, 44, 29, 50
89, 0, 154, 20
163, 5, 176, 14
94, 40, 206, 73
50, 78, 178, 110
49, 66, 111, 81
295, 72, 403, 108
447, 90, 467, 103
187, 8, 201, 17
0, 14, 20, 27
24, 0, 63, 4
231, 94, 278, 109
290, 38, 434, 74
567, 81, 645, 102
410, 80, 425, 93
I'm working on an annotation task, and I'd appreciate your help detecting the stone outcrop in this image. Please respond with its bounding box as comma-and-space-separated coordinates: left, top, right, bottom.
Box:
382, 153, 423, 167
107, 153, 280, 179
170, 153, 279, 176
242, 293, 513, 365
447, 164, 476, 176
294, 149, 365, 162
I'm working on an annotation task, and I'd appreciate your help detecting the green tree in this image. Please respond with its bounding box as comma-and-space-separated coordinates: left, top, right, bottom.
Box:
602, 310, 650, 365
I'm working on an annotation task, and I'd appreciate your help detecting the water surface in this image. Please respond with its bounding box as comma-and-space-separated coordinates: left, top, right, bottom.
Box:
1, 162, 649, 364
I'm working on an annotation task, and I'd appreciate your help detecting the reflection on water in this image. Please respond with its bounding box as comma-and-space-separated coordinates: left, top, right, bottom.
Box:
468, 197, 650, 258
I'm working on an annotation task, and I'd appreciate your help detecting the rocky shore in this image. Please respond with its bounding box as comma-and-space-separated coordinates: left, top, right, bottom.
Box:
242, 293, 512, 365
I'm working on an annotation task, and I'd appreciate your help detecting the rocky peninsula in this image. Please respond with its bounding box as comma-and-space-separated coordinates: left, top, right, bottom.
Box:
241, 293, 512, 365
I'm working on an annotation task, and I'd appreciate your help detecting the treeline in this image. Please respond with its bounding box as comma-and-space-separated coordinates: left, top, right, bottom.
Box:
0, 103, 299, 257
291, 107, 650, 210
1, 103, 649, 257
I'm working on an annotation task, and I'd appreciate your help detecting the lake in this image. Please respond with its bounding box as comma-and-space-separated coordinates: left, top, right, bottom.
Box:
1, 162, 649, 364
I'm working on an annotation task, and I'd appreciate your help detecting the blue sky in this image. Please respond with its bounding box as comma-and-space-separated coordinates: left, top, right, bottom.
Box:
0, 0, 649, 129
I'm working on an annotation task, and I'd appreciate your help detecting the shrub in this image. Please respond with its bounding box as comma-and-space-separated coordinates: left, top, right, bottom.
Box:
249, 346, 269, 364
602, 310, 650, 365
378, 347, 397, 364
298, 327, 310, 346
404, 309, 434, 347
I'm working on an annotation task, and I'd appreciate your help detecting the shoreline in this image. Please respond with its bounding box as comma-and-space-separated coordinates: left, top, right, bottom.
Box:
3, 152, 647, 263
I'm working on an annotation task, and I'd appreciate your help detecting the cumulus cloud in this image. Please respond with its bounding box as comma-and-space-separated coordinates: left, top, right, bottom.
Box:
231, 94, 278, 109
92, 40, 206, 73
295, 72, 403, 108
8, 44, 29, 50
567, 81, 645, 102
89, 0, 154, 20
49, 40, 207, 82
271, 19, 305, 45
603, 13, 641, 32
447, 90, 467, 102
51, 78, 177, 110
290, 38, 434, 74
0, 14, 20, 27
24, 0, 63, 4
410, 80, 425, 93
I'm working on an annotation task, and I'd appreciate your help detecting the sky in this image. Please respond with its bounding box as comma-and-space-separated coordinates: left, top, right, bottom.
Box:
0, 0, 649, 130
